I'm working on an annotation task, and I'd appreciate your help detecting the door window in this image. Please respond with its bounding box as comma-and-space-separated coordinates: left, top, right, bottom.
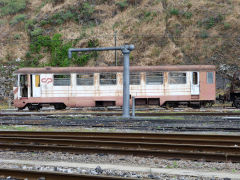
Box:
192, 72, 198, 85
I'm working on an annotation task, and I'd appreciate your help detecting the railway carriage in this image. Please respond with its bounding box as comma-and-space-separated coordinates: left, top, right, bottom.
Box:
13, 65, 216, 110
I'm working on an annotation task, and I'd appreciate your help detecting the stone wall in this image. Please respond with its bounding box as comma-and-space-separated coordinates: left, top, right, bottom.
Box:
0, 65, 17, 102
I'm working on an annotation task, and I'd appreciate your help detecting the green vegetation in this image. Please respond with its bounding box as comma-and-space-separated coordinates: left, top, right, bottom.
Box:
21, 33, 99, 67
39, 2, 94, 27
223, 22, 231, 30
172, 161, 178, 168
199, 30, 209, 39
0, 0, 27, 16
199, 14, 224, 29
80, 2, 94, 18
116, 0, 128, 11
40, 10, 74, 26
30, 27, 43, 37
170, 8, 180, 16
9, 14, 27, 25
142, 11, 157, 22
25, 19, 37, 31
183, 11, 192, 19
14, 33, 21, 40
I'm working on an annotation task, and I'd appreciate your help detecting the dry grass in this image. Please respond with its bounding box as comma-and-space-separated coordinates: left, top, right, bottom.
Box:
0, 0, 239, 67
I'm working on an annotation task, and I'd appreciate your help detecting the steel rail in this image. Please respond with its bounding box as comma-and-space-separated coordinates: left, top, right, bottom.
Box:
0, 168, 139, 180
0, 135, 239, 146
0, 122, 240, 132
0, 137, 239, 154
0, 143, 239, 162
0, 131, 239, 141
2, 112, 240, 116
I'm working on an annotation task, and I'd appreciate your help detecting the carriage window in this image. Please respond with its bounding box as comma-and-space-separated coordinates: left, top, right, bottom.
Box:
100, 72, 117, 85
130, 73, 140, 85
192, 72, 198, 85
169, 72, 186, 84
207, 72, 214, 84
54, 75, 71, 86
35, 75, 40, 87
146, 72, 163, 85
77, 73, 94, 86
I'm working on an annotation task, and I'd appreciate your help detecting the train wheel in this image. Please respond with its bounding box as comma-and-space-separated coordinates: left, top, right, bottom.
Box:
54, 103, 66, 110
234, 99, 240, 108
166, 102, 177, 109
28, 104, 40, 111
203, 101, 213, 108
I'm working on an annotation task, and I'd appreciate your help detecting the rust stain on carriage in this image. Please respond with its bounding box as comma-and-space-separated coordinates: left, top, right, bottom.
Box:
116, 73, 123, 96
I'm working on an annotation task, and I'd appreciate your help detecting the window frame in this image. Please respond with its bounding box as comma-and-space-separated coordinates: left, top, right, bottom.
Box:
207, 72, 214, 84
168, 72, 187, 85
53, 74, 71, 86
99, 72, 117, 85
76, 73, 94, 86
130, 72, 141, 85
146, 71, 164, 85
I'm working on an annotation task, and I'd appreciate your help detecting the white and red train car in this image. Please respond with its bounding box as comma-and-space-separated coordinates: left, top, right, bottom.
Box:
13, 65, 216, 110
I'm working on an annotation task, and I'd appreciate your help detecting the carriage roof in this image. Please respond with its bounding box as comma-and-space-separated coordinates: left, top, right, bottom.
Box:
15, 65, 216, 74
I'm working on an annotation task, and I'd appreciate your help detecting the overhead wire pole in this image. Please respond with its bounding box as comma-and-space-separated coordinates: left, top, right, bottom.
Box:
68, 44, 135, 118
114, 31, 117, 66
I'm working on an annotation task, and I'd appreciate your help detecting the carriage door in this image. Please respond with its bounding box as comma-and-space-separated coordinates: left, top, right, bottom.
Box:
191, 72, 199, 95
20, 74, 28, 97
32, 75, 41, 97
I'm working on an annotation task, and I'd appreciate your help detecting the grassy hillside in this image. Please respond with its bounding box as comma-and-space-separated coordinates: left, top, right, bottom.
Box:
0, 0, 240, 77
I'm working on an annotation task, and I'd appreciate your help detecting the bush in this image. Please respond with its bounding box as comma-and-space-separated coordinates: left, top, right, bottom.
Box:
38, 3, 95, 27
170, 8, 179, 16
25, 19, 37, 31
14, 34, 21, 40
40, 10, 75, 26
143, 11, 157, 22
25, 33, 99, 67
201, 14, 224, 29
81, 2, 94, 17
0, 0, 27, 16
183, 12, 192, 19
116, 0, 128, 11
30, 28, 43, 37
9, 14, 26, 25
223, 22, 231, 30
199, 30, 209, 39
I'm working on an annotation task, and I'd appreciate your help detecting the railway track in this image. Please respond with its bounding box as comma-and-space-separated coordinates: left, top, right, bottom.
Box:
1, 111, 240, 117
0, 131, 240, 162
0, 168, 139, 180
1, 115, 240, 132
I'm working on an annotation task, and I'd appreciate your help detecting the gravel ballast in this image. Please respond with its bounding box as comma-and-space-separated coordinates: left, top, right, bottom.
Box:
0, 151, 239, 179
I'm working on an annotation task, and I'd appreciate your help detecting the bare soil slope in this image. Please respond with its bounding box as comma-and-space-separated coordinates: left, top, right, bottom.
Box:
0, 0, 239, 74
